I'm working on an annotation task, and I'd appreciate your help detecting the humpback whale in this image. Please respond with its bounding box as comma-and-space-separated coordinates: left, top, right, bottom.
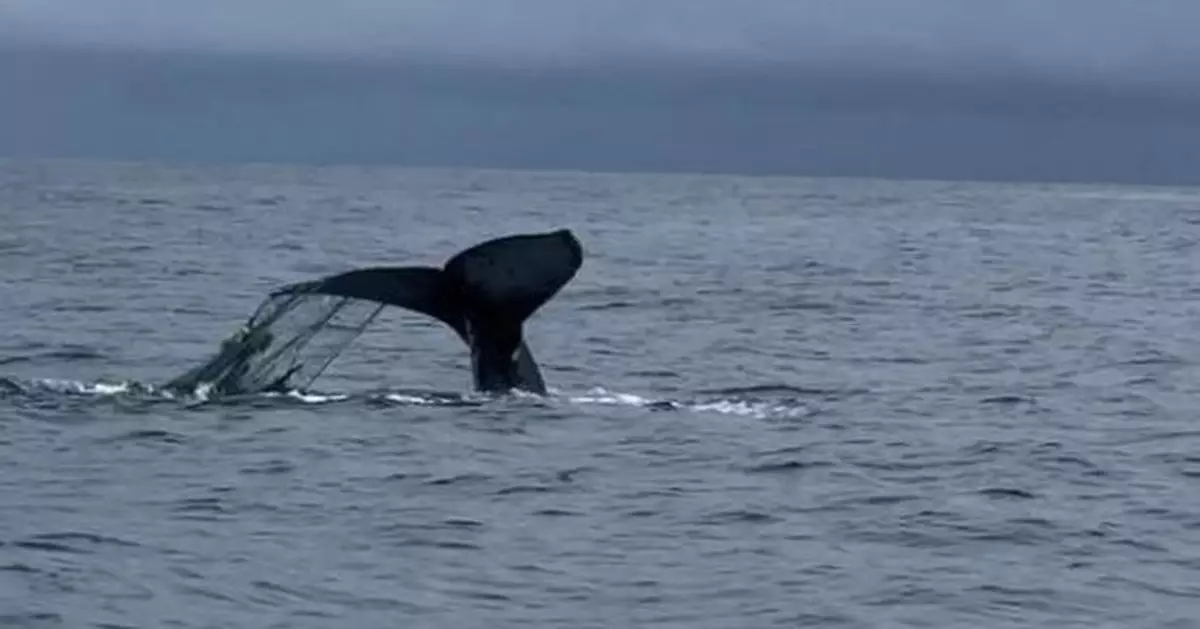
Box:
163, 228, 583, 397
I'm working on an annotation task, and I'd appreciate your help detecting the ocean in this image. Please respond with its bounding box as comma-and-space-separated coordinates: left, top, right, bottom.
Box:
2, 159, 1199, 627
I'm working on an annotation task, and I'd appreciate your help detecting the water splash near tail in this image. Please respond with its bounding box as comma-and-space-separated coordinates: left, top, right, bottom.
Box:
1, 375, 821, 419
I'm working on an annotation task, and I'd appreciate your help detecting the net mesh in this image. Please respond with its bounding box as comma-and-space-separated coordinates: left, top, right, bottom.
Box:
168, 291, 385, 395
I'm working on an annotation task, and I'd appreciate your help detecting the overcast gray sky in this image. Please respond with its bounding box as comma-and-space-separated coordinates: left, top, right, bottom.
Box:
4, 1, 1200, 184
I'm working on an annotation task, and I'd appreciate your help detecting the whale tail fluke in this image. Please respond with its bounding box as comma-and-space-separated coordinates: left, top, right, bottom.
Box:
169, 229, 583, 396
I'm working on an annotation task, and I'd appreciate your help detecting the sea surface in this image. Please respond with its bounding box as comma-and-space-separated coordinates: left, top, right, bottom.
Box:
2, 160, 1200, 628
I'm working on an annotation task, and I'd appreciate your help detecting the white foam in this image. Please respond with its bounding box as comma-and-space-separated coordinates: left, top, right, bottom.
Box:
569, 387, 657, 407
192, 382, 215, 402
11, 376, 811, 420
284, 390, 349, 404
690, 399, 810, 419
91, 382, 133, 395
30, 378, 136, 395
508, 388, 547, 401
566, 386, 810, 419
381, 393, 439, 405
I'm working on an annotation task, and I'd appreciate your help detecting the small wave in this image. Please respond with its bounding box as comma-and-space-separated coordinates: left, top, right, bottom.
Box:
744, 459, 834, 474
193, 202, 232, 212
695, 383, 860, 399
698, 509, 783, 525
0, 347, 106, 365
12, 539, 85, 554
8, 531, 138, 556
23, 531, 139, 548
494, 484, 555, 496
240, 459, 296, 475
0, 613, 63, 628
424, 472, 491, 487
0, 376, 23, 395
98, 428, 187, 445
443, 517, 485, 528
980, 394, 1032, 405
625, 369, 680, 378
578, 300, 636, 311
174, 496, 229, 515
979, 487, 1038, 500
533, 508, 579, 517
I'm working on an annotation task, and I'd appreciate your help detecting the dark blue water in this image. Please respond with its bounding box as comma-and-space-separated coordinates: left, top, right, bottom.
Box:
3, 160, 1200, 628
